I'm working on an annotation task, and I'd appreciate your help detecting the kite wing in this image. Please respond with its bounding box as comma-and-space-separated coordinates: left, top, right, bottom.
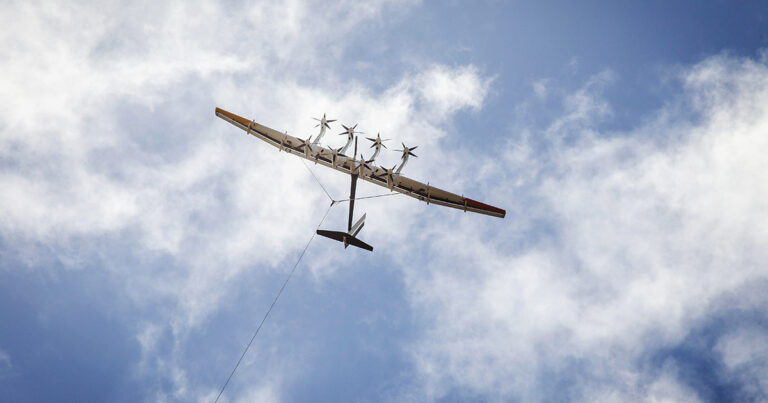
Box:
215, 107, 505, 219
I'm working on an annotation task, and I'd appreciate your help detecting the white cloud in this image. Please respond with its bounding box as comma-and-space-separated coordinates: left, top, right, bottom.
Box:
233, 384, 281, 403
0, 349, 11, 374
399, 53, 768, 401
532, 78, 550, 100
413, 65, 491, 120
715, 326, 768, 399
717, 327, 768, 370
581, 362, 702, 403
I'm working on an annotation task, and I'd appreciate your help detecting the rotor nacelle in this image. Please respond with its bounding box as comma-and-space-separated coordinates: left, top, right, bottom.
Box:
365, 132, 390, 162
395, 143, 418, 174
311, 113, 336, 145
338, 124, 362, 156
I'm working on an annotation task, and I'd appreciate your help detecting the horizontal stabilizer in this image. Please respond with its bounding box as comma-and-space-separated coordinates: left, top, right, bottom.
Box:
317, 230, 374, 252
345, 234, 373, 251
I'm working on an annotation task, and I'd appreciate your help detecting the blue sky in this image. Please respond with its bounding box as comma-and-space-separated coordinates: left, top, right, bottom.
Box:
2, 1, 768, 402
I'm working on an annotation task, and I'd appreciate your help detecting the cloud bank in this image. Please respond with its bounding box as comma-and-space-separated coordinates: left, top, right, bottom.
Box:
401, 53, 768, 402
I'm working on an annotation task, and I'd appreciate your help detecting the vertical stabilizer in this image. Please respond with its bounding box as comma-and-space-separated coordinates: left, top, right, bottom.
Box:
350, 213, 366, 237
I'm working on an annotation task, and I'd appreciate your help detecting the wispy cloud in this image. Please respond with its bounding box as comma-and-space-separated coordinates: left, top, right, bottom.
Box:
398, 53, 768, 401
0, 349, 11, 377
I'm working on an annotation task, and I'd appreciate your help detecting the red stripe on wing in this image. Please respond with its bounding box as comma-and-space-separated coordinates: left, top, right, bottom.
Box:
465, 198, 506, 218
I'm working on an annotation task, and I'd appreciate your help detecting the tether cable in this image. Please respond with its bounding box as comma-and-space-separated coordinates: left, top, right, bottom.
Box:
216, 152, 397, 401
300, 159, 334, 202
333, 192, 400, 203
299, 159, 403, 205
213, 203, 334, 403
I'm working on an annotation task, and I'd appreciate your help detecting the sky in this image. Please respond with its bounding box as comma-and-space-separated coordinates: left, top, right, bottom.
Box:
1, 1, 768, 402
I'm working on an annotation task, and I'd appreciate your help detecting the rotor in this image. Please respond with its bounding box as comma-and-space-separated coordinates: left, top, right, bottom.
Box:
338, 124, 363, 140
371, 164, 398, 189
395, 142, 418, 159
354, 153, 375, 176
365, 133, 390, 149
295, 135, 313, 157
329, 146, 345, 166
312, 113, 336, 130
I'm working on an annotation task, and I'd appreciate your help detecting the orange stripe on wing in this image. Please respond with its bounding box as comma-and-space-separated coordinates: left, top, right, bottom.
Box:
215, 107, 252, 127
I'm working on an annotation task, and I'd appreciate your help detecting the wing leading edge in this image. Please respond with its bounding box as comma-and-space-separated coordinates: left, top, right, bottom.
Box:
215, 107, 506, 219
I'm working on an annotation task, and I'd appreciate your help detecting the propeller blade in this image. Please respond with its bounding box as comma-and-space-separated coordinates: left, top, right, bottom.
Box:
410, 146, 418, 151
410, 152, 418, 158
297, 136, 312, 149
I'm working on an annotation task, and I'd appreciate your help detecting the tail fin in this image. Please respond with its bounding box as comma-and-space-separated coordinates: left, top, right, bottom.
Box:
350, 213, 366, 238
316, 230, 374, 252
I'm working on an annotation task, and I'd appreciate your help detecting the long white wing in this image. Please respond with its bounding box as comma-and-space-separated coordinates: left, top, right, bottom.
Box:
215, 107, 506, 218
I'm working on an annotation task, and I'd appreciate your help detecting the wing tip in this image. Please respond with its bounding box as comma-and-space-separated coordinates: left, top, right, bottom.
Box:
215, 107, 251, 127
465, 198, 506, 218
